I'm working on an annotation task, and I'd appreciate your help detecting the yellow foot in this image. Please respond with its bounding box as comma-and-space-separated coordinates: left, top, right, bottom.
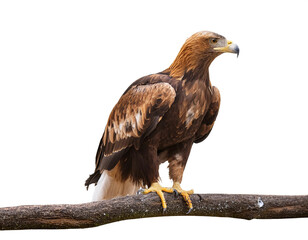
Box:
138, 182, 173, 211
172, 182, 194, 214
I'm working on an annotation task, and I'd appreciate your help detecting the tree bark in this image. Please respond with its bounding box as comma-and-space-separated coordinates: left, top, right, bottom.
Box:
1, 193, 308, 230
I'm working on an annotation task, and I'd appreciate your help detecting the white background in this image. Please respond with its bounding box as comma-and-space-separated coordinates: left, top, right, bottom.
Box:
1, 0, 308, 238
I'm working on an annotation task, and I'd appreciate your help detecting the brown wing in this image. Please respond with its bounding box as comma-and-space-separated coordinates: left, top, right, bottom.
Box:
194, 86, 220, 143
95, 82, 176, 172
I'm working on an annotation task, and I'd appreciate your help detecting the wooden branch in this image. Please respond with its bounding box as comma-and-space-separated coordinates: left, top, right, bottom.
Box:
1, 193, 308, 230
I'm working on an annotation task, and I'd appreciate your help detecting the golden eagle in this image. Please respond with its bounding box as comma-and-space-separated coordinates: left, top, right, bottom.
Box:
86, 31, 239, 212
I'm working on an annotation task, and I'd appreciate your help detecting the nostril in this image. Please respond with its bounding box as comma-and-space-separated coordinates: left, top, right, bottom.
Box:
227, 40, 233, 45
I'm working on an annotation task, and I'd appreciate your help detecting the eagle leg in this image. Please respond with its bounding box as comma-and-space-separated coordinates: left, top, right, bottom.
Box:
139, 182, 174, 211
172, 182, 194, 213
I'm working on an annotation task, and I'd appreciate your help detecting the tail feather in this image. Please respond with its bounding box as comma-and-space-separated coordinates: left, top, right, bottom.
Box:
85, 170, 101, 189
92, 165, 140, 201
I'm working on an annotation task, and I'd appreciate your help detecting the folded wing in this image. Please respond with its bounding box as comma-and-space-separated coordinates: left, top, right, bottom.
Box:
86, 82, 176, 187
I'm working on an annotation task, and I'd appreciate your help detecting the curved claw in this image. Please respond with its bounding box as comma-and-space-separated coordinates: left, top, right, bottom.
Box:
186, 207, 193, 214
162, 207, 167, 214
136, 188, 144, 195
173, 189, 179, 197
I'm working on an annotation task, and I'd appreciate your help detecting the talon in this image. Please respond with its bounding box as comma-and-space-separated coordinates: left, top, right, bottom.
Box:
136, 188, 144, 195
186, 207, 193, 214
174, 189, 179, 197
140, 182, 173, 210
172, 182, 194, 210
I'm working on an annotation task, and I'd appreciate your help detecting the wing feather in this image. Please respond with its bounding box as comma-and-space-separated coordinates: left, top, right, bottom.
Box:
95, 81, 176, 171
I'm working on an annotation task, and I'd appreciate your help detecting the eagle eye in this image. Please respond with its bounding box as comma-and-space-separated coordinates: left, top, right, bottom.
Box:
210, 38, 218, 44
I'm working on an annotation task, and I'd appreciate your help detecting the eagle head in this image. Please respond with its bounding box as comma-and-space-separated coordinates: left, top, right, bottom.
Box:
168, 31, 239, 79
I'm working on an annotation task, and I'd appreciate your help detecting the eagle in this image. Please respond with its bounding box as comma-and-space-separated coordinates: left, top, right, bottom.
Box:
85, 31, 239, 212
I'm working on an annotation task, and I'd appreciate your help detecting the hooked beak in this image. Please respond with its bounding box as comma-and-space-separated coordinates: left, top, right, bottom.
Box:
214, 40, 240, 57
